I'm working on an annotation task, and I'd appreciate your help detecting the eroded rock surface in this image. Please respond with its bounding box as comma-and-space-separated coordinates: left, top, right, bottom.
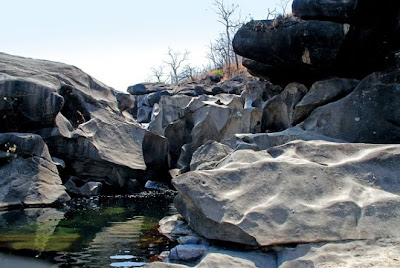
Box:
0, 53, 170, 194
173, 140, 400, 246
0, 133, 70, 208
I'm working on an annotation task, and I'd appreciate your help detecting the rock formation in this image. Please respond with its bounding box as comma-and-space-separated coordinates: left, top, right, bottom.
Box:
233, 0, 400, 85
0, 53, 170, 200
0, 133, 70, 208
146, 0, 400, 267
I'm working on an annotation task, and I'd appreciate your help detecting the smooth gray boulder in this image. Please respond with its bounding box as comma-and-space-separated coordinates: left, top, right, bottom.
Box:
300, 69, 400, 143
0, 133, 70, 208
173, 140, 400, 246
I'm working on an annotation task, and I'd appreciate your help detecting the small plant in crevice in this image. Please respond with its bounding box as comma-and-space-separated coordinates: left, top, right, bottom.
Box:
1, 142, 18, 164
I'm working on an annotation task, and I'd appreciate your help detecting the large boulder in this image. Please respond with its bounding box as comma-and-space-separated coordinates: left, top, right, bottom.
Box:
233, 0, 400, 85
173, 140, 400, 246
0, 133, 70, 208
0, 53, 170, 194
292, 0, 358, 22
233, 19, 352, 85
299, 69, 400, 143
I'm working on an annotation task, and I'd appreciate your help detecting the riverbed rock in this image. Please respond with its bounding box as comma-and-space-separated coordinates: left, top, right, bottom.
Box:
277, 238, 400, 268
173, 140, 400, 246
299, 69, 400, 143
64, 177, 103, 197
0, 133, 70, 208
0, 53, 171, 193
169, 244, 207, 262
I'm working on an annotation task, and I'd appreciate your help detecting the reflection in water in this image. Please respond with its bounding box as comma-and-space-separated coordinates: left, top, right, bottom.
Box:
0, 195, 177, 267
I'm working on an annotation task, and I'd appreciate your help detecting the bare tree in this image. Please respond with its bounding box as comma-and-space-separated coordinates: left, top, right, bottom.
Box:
212, 0, 243, 77
150, 65, 168, 83
180, 65, 199, 82
206, 34, 228, 70
277, 0, 291, 16
266, 7, 277, 19
163, 47, 190, 84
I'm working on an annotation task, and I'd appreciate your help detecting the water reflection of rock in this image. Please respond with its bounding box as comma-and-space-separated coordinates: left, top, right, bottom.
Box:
80, 215, 170, 266
0, 208, 65, 251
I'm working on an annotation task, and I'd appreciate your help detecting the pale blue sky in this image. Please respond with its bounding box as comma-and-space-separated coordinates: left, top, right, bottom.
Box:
1, 0, 292, 91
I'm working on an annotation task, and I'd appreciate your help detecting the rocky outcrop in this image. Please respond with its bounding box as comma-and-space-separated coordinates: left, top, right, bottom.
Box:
0, 53, 170, 195
293, 77, 359, 124
299, 69, 400, 143
0, 133, 70, 208
173, 140, 400, 246
233, 1, 400, 85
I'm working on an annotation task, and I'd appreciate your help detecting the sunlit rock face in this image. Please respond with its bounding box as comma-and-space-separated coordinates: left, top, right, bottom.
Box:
0, 133, 70, 208
173, 140, 400, 246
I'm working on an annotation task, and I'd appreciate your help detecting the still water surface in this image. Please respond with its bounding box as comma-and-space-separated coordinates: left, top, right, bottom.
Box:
0, 195, 177, 267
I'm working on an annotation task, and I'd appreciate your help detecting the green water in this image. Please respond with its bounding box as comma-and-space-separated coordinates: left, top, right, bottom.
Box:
0, 195, 177, 267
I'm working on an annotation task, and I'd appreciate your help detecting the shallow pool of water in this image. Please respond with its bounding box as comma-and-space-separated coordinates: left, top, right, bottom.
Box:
0, 194, 177, 267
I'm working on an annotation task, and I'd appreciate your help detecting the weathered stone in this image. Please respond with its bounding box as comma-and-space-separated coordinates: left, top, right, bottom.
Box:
64, 177, 103, 197
116, 92, 136, 116
235, 126, 345, 151
145, 180, 169, 191
169, 244, 207, 261
278, 239, 400, 268
0, 133, 70, 208
196, 253, 256, 268
242, 80, 282, 109
300, 69, 400, 143
233, 7, 400, 85
293, 77, 359, 124
233, 19, 349, 84
292, 0, 358, 22
158, 214, 198, 240
0, 53, 171, 192
262, 82, 308, 132
127, 83, 149, 95
173, 140, 400, 246
190, 141, 232, 171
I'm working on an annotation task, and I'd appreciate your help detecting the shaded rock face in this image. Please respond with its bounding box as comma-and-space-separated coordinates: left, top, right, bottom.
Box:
293, 77, 359, 124
173, 140, 400, 246
0, 53, 170, 195
233, 1, 400, 85
262, 82, 308, 132
300, 69, 400, 143
0, 133, 70, 209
